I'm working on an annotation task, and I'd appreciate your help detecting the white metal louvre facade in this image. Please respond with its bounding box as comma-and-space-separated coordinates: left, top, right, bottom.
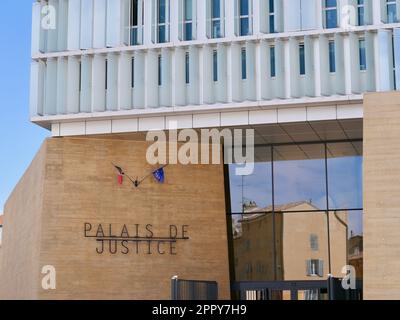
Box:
30, 0, 400, 135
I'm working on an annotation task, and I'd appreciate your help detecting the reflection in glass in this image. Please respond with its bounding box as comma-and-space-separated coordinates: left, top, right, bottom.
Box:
330, 211, 363, 280
276, 211, 329, 281
229, 147, 272, 213
273, 144, 326, 211
327, 142, 363, 210
232, 213, 275, 281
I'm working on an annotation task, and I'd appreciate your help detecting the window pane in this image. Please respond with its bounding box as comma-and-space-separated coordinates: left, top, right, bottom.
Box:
212, 0, 220, 18
358, 7, 364, 26
273, 144, 326, 211
329, 41, 336, 73
299, 44, 305, 75
231, 212, 275, 282
269, 0, 274, 13
241, 49, 247, 79
185, 53, 190, 84
228, 147, 272, 213
326, 0, 337, 7
158, 26, 166, 43
388, 3, 397, 23
359, 39, 366, 70
212, 20, 221, 38
184, 0, 192, 20
240, 0, 249, 16
158, 55, 162, 86
240, 17, 250, 36
269, 15, 275, 33
158, 0, 166, 24
325, 9, 338, 29
329, 210, 363, 281
270, 46, 276, 77
327, 142, 363, 210
131, 0, 138, 26
184, 22, 192, 40
213, 50, 218, 81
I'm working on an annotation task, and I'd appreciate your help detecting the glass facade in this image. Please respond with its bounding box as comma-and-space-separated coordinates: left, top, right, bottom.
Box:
228, 140, 363, 297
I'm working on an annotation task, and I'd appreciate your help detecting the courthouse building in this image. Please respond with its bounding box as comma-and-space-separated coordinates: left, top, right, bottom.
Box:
0, 0, 400, 299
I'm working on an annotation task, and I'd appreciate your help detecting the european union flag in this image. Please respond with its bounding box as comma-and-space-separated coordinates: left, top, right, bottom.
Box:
153, 167, 165, 183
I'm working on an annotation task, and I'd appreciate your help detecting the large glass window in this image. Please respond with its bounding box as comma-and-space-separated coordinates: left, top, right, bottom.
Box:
387, 0, 398, 23
228, 140, 363, 292
324, 0, 338, 29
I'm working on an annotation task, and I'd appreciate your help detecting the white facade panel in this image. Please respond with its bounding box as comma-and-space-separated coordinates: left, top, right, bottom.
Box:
80, 0, 94, 49
92, 55, 106, 112
80, 55, 92, 113
67, 56, 81, 114
107, 0, 123, 47
112, 118, 139, 133
86, 120, 112, 135
56, 57, 67, 114
60, 122, 86, 136
93, 0, 107, 49
67, 0, 81, 51
31, 2, 41, 55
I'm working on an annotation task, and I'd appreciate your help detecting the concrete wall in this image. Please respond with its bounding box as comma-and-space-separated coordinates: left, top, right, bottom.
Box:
0, 137, 230, 299
364, 91, 400, 300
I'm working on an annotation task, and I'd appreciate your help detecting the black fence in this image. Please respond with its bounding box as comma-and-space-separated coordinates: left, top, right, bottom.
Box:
232, 278, 363, 300
171, 277, 218, 300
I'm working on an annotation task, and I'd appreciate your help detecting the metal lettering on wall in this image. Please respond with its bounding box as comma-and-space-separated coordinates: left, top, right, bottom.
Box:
84, 223, 189, 255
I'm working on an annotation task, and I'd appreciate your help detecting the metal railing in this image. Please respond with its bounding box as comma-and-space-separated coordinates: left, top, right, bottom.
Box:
171, 276, 218, 300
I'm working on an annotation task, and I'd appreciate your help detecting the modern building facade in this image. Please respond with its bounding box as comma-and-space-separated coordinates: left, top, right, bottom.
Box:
1, 0, 400, 300
30, 0, 400, 134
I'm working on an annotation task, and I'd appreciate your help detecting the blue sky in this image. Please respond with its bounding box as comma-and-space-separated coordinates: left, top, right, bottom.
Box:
0, 0, 49, 212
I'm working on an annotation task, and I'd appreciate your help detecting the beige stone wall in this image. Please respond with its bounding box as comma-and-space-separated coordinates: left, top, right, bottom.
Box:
0, 137, 230, 300
0, 142, 47, 299
364, 91, 400, 300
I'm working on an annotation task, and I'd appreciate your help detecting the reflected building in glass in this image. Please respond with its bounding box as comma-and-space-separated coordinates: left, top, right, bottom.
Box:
228, 141, 363, 292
